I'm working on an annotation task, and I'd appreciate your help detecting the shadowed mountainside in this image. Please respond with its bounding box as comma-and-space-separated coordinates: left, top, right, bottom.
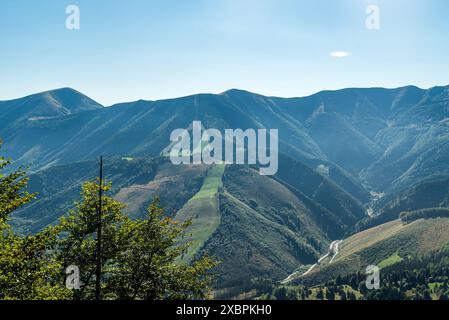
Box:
2, 85, 449, 193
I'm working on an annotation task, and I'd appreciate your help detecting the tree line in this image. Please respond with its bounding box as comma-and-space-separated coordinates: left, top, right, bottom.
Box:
399, 208, 449, 224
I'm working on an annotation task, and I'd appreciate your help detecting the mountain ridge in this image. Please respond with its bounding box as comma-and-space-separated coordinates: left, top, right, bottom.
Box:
2, 84, 449, 193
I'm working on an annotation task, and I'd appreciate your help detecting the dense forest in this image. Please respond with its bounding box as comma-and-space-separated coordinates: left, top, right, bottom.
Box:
400, 208, 449, 224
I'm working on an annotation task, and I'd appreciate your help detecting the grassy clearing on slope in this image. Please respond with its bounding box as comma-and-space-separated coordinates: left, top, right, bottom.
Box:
175, 164, 225, 262
191, 164, 224, 199
335, 220, 405, 261
378, 252, 403, 269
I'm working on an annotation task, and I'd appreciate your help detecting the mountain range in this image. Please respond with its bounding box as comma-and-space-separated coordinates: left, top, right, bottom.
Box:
3, 85, 449, 192
2, 85, 449, 297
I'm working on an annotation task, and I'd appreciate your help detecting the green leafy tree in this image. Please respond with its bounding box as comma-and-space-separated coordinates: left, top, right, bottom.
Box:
109, 199, 215, 300
0, 141, 35, 223
0, 141, 69, 300
0, 226, 70, 300
57, 180, 216, 300
56, 180, 129, 300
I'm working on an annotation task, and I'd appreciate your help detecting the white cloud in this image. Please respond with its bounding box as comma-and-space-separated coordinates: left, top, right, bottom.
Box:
330, 51, 352, 58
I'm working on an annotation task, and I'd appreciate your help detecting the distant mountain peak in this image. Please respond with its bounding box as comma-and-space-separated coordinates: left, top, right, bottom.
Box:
0, 88, 103, 133
221, 88, 259, 96
33, 87, 103, 112
44, 87, 82, 95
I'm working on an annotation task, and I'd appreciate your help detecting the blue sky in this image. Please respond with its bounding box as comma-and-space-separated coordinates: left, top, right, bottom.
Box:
1, 0, 448, 105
